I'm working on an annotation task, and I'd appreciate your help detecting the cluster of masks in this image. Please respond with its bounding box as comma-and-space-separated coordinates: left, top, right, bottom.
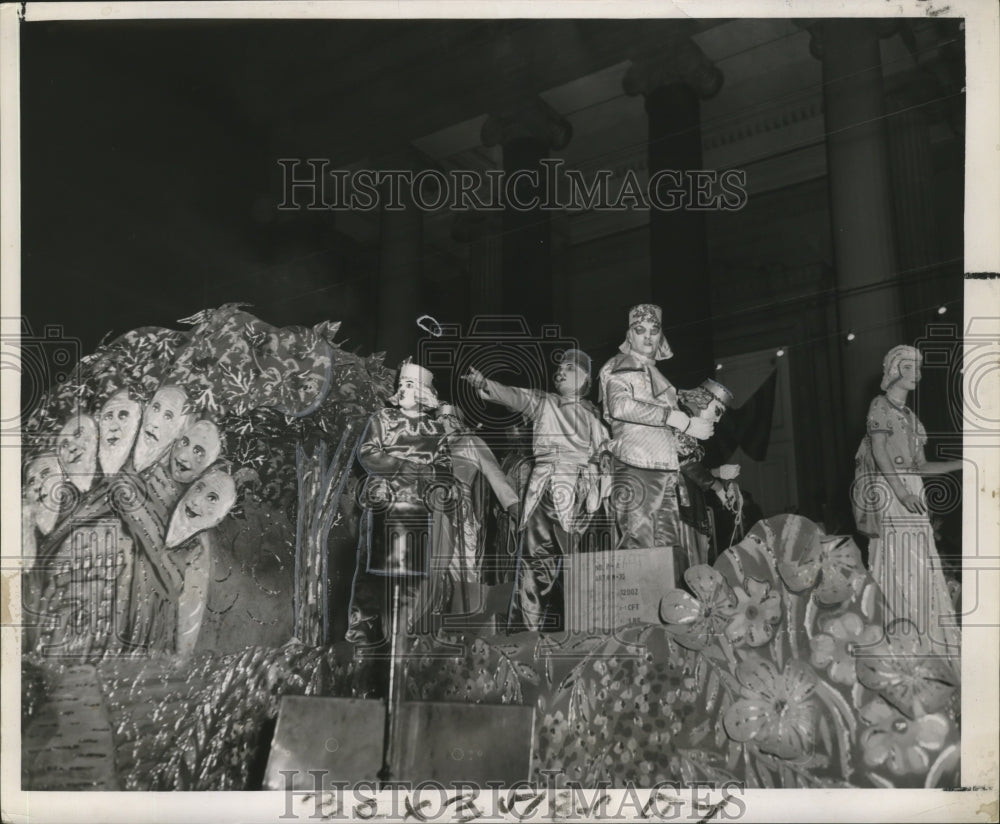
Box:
23, 384, 237, 551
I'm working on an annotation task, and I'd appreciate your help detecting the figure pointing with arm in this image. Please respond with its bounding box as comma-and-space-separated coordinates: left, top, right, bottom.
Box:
466, 349, 609, 632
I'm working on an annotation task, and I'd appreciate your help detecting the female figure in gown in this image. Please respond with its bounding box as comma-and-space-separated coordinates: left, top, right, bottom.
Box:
853, 345, 962, 664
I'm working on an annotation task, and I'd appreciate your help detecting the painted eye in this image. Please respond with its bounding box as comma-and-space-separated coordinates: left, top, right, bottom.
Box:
193, 446, 204, 457
118, 410, 130, 420
207, 492, 219, 503
152, 402, 161, 412
164, 411, 174, 421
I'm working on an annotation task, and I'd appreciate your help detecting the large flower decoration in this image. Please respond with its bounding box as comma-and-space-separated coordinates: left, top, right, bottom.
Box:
855, 620, 958, 718
778, 534, 864, 605
809, 612, 883, 686
723, 656, 817, 760
725, 577, 782, 648
858, 699, 951, 776
659, 566, 737, 650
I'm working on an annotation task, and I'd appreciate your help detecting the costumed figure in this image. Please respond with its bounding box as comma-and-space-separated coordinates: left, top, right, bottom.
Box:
674, 378, 740, 570
491, 416, 534, 584
598, 304, 714, 568
347, 361, 453, 644
466, 349, 609, 632
853, 344, 962, 664
436, 403, 520, 611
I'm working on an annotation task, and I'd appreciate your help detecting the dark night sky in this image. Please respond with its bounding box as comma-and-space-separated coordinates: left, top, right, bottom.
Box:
19, 19, 386, 356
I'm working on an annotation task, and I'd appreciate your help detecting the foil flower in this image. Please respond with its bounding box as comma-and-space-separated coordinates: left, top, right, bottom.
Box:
723, 656, 818, 760
778, 534, 864, 605
855, 620, 958, 718
659, 565, 738, 650
859, 698, 950, 775
725, 577, 782, 648
809, 612, 883, 686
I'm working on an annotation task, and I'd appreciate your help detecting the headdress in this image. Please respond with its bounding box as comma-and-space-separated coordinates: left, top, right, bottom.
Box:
880, 345, 921, 392
619, 303, 673, 361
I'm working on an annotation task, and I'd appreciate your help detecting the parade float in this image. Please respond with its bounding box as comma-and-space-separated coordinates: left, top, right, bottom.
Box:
20, 308, 960, 792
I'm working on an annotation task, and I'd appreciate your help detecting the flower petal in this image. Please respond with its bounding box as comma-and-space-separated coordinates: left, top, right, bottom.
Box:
913, 714, 950, 751
684, 565, 730, 604
810, 634, 836, 668
723, 698, 771, 743
659, 591, 702, 626
736, 655, 779, 699
777, 558, 821, 593
744, 618, 774, 648
757, 703, 816, 760
780, 660, 818, 703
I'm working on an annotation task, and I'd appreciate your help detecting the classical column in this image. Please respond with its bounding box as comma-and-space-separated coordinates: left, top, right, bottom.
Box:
452, 211, 503, 318
624, 39, 724, 388
886, 82, 949, 342
810, 20, 904, 438
481, 98, 572, 332
374, 154, 424, 365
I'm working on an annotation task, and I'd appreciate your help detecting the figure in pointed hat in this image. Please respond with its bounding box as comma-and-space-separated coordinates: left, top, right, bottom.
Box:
347, 359, 454, 644
598, 304, 716, 562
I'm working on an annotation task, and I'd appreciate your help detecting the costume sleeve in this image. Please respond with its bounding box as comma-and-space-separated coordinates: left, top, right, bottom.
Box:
866, 396, 892, 435
603, 373, 671, 427
471, 437, 520, 510
479, 380, 541, 418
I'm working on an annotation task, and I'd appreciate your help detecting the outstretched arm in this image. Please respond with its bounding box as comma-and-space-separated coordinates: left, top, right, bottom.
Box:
466, 366, 539, 417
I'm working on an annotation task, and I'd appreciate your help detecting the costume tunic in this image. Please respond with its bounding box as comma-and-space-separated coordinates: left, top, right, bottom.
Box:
478, 380, 608, 631
598, 351, 683, 549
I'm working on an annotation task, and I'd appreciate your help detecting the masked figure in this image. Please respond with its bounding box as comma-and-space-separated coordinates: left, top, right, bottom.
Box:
675, 379, 740, 570
134, 385, 191, 473
853, 345, 962, 664
169, 419, 223, 484
347, 361, 453, 644
97, 390, 141, 476
468, 349, 609, 632
56, 413, 99, 492
23, 453, 65, 537
598, 304, 715, 555
165, 468, 237, 548
436, 403, 520, 610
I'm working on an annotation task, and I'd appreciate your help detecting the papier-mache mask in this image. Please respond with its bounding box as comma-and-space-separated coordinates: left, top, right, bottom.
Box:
133, 385, 192, 473
169, 419, 223, 484
23, 453, 65, 536
98, 390, 142, 476
56, 413, 99, 492
165, 468, 237, 548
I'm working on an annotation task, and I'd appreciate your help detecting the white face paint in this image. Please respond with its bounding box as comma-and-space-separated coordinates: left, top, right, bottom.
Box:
57, 414, 98, 492
24, 453, 65, 535
98, 391, 141, 475
627, 321, 661, 358
133, 385, 191, 472
165, 469, 236, 548
169, 420, 222, 484
554, 361, 587, 398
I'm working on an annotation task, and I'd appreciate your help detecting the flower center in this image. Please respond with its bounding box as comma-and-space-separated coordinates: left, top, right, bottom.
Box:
745, 605, 760, 620
773, 699, 787, 714
892, 719, 908, 734
845, 642, 856, 655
